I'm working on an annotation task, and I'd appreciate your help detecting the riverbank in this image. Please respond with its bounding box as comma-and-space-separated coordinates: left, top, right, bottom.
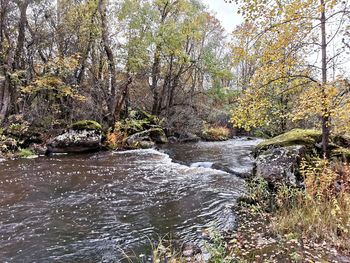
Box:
224, 205, 350, 263
0, 111, 237, 161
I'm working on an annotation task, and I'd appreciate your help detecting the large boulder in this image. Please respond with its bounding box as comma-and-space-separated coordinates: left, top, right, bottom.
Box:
254, 129, 350, 185
255, 145, 305, 186
47, 121, 102, 154
256, 129, 321, 153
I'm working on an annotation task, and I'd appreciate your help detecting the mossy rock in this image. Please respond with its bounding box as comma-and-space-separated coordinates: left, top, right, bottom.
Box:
71, 120, 102, 131
257, 129, 322, 151
331, 134, 350, 148
129, 109, 159, 124
149, 128, 168, 144
331, 147, 350, 161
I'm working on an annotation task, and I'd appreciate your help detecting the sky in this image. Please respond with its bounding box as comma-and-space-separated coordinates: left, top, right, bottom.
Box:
201, 0, 242, 33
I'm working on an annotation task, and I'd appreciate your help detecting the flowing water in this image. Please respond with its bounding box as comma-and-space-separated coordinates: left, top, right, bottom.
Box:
0, 138, 260, 262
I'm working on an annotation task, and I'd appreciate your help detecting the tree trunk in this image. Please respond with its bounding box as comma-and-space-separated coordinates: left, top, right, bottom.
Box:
114, 75, 132, 120
98, 0, 117, 124
320, 0, 329, 156
150, 44, 161, 115
14, 0, 30, 70
0, 74, 10, 121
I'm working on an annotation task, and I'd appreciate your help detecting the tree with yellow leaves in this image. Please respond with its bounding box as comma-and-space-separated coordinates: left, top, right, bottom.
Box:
228, 0, 350, 154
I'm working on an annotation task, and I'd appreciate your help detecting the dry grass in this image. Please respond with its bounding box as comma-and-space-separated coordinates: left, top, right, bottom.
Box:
202, 126, 230, 141
105, 122, 127, 150
272, 159, 350, 252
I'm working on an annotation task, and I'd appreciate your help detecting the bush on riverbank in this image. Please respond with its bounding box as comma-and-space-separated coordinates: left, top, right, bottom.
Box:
201, 125, 230, 141
273, 158, 350, 252
104, 110, 167, 150
244, 158, 350, 253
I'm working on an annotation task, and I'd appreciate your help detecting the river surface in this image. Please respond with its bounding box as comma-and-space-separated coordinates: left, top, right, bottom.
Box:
0, 138, 260, 262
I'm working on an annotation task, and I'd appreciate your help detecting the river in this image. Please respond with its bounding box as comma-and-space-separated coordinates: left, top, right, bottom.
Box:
0, 138, 260, 262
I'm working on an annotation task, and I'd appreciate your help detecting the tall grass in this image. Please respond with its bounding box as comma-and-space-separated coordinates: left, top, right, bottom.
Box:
202, 126, 230, 141
272, 159, 350, 252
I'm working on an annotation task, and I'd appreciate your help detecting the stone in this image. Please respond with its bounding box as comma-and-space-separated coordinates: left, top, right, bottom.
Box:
47, 129, 102, 153
212, 163, 252, 178
0, 137, 18, 152
331, 147, 350, 161
71, 120, 102, 131
0, 151, 5, 162
168, 136, 178, 143
138, 140, 156, 149
255, 145, 305, 186
182, 242, 202, 257
256, 129, 321, 153
29, 143, 47, 155
126, 128, 167, 148
149, 128, 168, 144
178, 133, 200, 143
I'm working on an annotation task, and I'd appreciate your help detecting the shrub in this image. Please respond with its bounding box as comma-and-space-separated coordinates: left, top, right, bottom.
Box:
18, 148, 35, 158
7, 122, 30, 137
202, 125, 230, 141
273, 159, 350, 252
105, 122, 127, 150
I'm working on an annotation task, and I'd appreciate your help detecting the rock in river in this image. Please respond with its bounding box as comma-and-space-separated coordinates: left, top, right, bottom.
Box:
255, 145, 305, 186
47, 129, 102, 154
126, 128, 167, 149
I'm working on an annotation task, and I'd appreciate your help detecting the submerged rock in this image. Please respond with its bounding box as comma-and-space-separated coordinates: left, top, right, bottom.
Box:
255, 145, 305, 186
190, 162, 213, 168
212, 163, 252, 178
47, 129, 102, 153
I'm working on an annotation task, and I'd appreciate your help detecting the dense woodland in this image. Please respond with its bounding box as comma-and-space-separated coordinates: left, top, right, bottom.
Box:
0, 0, 235, 137
1, 0, 350, 152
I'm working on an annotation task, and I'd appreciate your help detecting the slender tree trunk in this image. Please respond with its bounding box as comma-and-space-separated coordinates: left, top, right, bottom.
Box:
150, 44, 161, 115
320, 0, 329, 156
98, 0, 117, 124
76, 7, 98, 84
114, 74, 132, 120
14, 0, 30, 70
0, 75, 9, 121
150, 3, 170, 116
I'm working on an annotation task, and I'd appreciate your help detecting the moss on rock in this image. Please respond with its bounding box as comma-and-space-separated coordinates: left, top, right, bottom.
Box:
149, 128, 168, 144
257, 129, 322, 151
331, 147, 350, 160
71, 120, 102, 131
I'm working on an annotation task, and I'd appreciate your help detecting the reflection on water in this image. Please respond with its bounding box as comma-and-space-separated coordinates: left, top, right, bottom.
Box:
0, 138, 260, 262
